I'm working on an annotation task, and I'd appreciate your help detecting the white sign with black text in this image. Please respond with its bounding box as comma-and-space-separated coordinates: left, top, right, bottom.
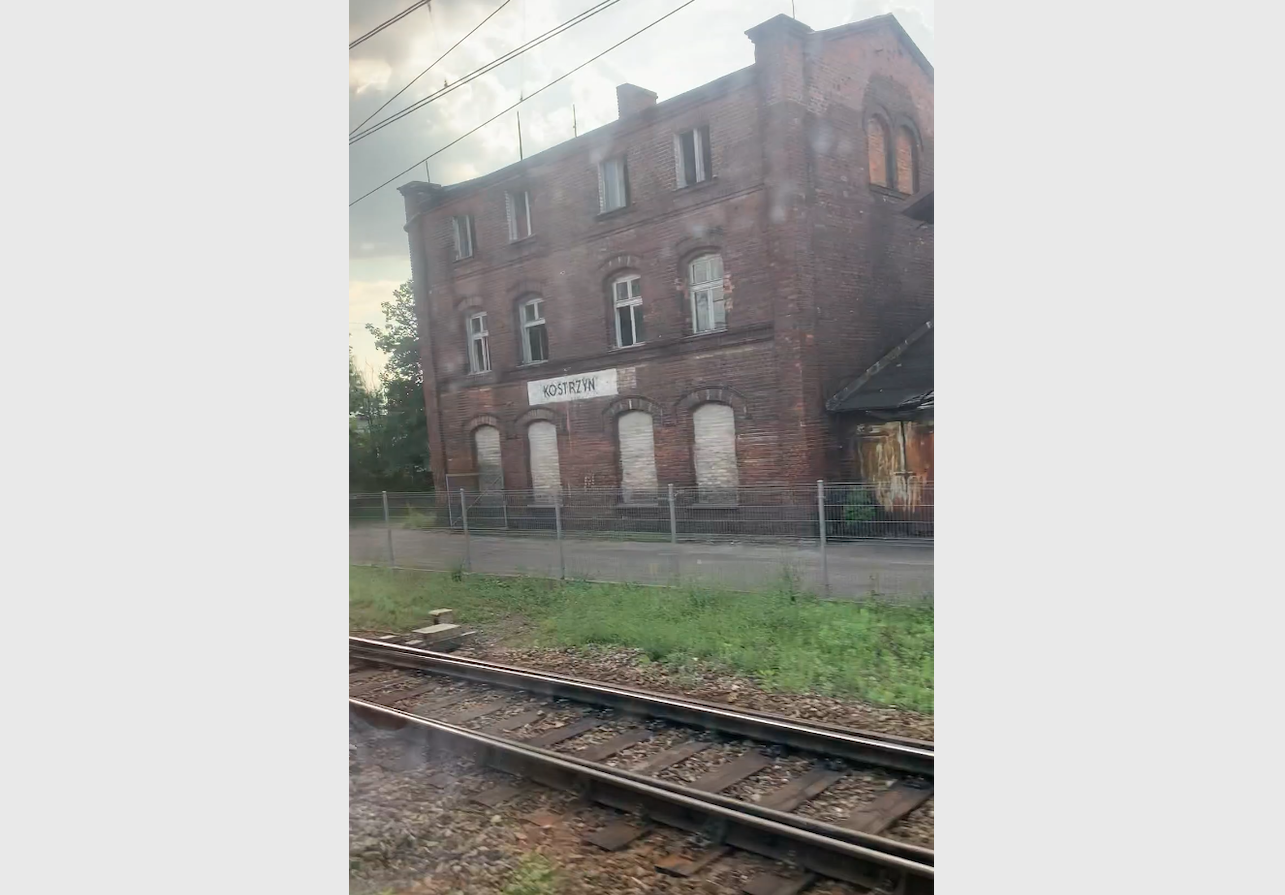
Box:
527, 368, 619, 406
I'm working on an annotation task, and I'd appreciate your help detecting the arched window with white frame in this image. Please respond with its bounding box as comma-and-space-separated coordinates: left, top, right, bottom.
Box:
518, 296, 548, 364
612, 274, 644, 348
466, 312, 490, 374
688, 254, 724, 334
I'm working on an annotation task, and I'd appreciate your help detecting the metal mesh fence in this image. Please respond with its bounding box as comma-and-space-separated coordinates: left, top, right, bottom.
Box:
350, 481, 932, 600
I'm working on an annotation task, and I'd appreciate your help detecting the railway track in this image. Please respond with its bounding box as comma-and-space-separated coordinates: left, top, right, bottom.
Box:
350, 636, 934, 895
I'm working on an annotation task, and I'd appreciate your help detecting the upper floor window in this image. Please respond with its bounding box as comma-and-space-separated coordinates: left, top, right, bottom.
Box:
599, 156, 628, 212
452, 215, 474, 260
506, 190, 532, 241
467, 312, 490, 374
894, 126, 918, 195
867, 116, 892, 188
675, 126, 712, 187
612, 275, 644, 348
688, 254, 725, 334
519, 297, 548, 364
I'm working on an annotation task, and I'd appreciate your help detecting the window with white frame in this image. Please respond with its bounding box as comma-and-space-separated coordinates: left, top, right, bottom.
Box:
519, 297, 548, 364
598, 156, 628, 212
612, 275, 644, 348
675, 126, 712, 187
452, 215, 474, 260
466, 312, 490, 373
688, 254, 725, 334
506, 190, 532, 241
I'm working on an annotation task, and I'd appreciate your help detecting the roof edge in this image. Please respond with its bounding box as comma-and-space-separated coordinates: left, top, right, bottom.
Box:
819, 13, 933, 82
826, 320, 934, 411
409, 66, 756, 204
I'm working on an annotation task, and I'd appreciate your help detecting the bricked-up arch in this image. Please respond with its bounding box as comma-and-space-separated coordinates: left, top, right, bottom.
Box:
893, 124, 920, 195
602, 395, 664, 428
617, 410, 659, 500
866, 113, 893, 188
514, 406, 565, 433
526, 420, 562, 503
691, 403, 739, 500
464, 414, 504, 438
471, 425, 504, 490
676, 386, 750, 421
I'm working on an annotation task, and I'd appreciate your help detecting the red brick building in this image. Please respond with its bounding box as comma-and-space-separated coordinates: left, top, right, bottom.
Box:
399, 13, 933, 503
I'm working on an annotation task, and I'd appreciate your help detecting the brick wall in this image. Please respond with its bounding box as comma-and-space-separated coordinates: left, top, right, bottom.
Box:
401, 14, 933, 493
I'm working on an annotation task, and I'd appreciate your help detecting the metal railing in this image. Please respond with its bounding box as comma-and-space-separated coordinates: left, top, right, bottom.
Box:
350, 481, 933, 600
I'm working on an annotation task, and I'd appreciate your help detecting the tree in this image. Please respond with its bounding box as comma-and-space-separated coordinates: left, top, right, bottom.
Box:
349, 281, 433, 492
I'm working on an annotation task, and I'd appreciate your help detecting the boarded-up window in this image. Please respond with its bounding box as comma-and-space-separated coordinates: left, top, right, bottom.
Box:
894, 127, 916, 194
618, 411, 658, 501
527, 421, 561, 503
867, 118, 890, 187
473, 425, 503, 491
692, 403, 738, 500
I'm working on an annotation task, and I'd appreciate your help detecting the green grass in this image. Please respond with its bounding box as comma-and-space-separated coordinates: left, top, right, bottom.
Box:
501, 853, 557, 895
350, 566, 933, 713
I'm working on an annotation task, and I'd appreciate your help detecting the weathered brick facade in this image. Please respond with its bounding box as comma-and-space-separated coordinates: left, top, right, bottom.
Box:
399, 14, 933, 494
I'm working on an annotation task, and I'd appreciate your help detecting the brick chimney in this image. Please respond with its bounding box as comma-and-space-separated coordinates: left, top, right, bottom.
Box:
616, 83, 657, 119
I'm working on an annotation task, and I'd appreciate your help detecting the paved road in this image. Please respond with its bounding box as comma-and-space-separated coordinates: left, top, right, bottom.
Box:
350, 526, 932, 599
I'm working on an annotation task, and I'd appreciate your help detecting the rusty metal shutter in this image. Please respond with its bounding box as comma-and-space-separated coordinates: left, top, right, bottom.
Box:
527, 421, 561, 503
473, 425, 503, 490
618, 411, 658, 501
692, 403, 738, 500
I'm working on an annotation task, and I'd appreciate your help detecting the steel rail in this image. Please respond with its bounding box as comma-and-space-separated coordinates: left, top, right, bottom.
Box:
350, 697, 933, 892
350, 636, 934, 775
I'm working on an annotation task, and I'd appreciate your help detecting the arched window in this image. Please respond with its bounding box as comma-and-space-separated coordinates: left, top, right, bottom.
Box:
692, 403, 738, 500
527, 421, 561, 503
473, 425, 503, 491
894, 126, 918, 195
867, 116, 892, 188
688, 254, 724, 334
466, 311, 490, 374
617, 411, 658, 501
612, 274, 644, 348
518, 296, 548, 364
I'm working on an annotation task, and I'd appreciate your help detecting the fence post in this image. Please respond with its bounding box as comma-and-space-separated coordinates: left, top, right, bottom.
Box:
381, 491, 395, 568
460, 488, 471, 572
668, 483, 678, 584
817, 480, 829, 597
554, 489, 565, 580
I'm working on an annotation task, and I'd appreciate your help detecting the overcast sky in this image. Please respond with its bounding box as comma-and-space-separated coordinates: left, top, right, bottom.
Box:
348, 0, 934, 381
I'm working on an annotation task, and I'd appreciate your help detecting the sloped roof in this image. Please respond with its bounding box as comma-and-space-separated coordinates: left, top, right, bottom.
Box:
827, 322, 933, 413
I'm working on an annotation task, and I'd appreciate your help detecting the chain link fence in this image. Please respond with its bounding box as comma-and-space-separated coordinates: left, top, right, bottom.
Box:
350, 481, 933, 600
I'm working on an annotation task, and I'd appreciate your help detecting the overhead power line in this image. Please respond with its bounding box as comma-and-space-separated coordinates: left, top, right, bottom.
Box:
350, 0, 430, 51
350, 0, 626, 145
349, 0, 701, 207
351, 0, 515, 137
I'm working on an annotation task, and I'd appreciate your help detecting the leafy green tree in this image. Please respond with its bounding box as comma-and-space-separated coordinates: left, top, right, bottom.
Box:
349, 281, 432, 492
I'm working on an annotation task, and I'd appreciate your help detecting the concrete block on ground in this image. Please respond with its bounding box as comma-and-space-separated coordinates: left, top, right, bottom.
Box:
412, 623, 461, 643
429, 608, 455, 625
